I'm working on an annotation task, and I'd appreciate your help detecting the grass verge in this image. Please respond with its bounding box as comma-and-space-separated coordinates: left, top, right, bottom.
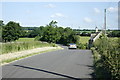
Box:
2, 41, 56, 54
16, 38, 35, 42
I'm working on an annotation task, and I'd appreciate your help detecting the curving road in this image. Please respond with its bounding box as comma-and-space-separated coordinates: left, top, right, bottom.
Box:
2, 46, 94, 79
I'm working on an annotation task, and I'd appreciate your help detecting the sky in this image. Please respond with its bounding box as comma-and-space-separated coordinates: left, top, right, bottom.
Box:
1, 1, 119, 30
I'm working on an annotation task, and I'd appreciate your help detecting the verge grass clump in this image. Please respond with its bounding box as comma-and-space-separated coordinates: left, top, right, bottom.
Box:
2, 41, 55, 54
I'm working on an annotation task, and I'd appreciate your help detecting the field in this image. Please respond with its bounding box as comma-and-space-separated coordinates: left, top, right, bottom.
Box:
79, 36, 90, 44
16, 38, 35, 42
2, 38, 56, 54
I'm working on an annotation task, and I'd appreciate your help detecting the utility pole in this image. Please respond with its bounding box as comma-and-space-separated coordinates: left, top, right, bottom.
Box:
104, 9, 106, 34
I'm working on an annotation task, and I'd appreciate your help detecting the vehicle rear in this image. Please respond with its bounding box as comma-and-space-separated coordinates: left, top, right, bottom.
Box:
68, 43, 77, 49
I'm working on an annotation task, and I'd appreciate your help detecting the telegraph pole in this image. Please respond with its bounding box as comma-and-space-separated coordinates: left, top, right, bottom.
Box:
104, 9, 106, 34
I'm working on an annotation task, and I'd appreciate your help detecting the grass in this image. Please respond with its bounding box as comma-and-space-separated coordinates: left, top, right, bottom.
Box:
76, 36, 90, 49
79, 36, 90, 44
16, 38, 35, 42
1, 38, 62, 65
109, 37, 119, 41
2, 38, 57, 54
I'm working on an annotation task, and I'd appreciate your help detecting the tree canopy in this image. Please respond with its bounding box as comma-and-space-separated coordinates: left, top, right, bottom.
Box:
35, 20, 78, 45
2, 21, 22, 42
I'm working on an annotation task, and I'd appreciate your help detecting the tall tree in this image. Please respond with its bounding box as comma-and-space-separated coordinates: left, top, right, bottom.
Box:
2, 21, 22, 42
49, 20, 58, 27
40, 25, 61, 43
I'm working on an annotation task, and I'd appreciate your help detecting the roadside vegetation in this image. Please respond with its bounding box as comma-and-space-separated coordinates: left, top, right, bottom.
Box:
2, 41, 56, 54
76, 36, 90, 49
0, 19, 91, 56
91, 34, 120, 80
1, 19, 119, 51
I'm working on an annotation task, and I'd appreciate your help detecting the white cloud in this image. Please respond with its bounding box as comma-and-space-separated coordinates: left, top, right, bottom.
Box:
51, 13, 65, 18
45, 4, 56, 8
26, 10, 31, 13
84, 17, 93, 23
107, 7, 118, 13
94, 8, 101, 13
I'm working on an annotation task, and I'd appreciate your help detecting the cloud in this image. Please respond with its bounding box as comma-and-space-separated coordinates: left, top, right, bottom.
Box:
94, 8, 101, 13
107, 7, 118, 13
26, 10, 31, 13
51, 13, 65, 18
84, 17, 93, 23
45, 4, 56, 8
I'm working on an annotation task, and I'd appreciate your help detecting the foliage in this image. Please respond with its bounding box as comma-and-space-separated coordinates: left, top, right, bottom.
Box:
77, 43, 87, 49
73, 29, 95, 36
35, 20, 79, 45
40, 25, 61, 43
80, 31, 91, 36
75, 36, 89, 49
92, 35, 120, 80
0, 20, 4, 42
0, 20, 4, 26
28, 26, 45, 38
2, 21, 22, 42
108, 30, 120, 37
20, 30, 31, 38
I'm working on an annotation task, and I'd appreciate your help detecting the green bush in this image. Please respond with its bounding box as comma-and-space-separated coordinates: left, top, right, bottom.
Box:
77, 43, 87, 49
92, 35, 120, 80
50, 43, 58, 47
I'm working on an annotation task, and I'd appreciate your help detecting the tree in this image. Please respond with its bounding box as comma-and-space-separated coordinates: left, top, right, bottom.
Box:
2, 21, 22, 42
58, 27, 75, 45
40, 25, 61, 43
29, 26, 46, 38
0, 20, 4, 42
108, 30, 120, 37
36, 20, 79, 45
49, 20, 57, 27
0, 20, 4, 26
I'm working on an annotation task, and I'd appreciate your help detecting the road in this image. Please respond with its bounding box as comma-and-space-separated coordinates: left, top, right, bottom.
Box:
2, 46, 94, 79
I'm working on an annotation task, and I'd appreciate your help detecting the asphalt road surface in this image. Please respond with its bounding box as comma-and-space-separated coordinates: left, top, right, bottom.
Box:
2, 46, 94, 79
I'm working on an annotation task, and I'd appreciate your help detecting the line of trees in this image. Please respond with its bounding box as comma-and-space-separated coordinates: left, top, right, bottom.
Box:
0, 20, 80, 45
34, 20, 80, 45
107, 30, 120, 37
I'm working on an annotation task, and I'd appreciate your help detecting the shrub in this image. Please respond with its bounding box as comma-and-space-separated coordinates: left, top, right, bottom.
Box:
92, 35, 120, 80
77, 43, 87, 49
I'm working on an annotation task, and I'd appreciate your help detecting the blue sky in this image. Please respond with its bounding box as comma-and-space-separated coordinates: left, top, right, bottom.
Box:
1, 2, 118, 29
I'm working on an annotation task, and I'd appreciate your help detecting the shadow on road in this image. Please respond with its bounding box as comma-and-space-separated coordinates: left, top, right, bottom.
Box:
75, 64, 95, 79
13, 65, 82, 80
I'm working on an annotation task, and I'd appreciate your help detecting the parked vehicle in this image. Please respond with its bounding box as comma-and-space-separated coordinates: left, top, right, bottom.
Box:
68, 43, 77, 49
